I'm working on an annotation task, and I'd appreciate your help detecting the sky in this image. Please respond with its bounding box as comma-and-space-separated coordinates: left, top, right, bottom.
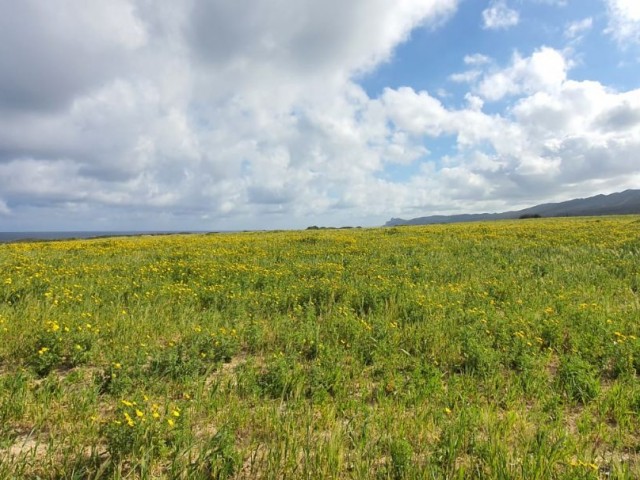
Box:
0, 0, 639, 231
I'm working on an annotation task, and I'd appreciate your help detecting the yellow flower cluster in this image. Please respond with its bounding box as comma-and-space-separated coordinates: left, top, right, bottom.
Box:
116, 397, 181, 429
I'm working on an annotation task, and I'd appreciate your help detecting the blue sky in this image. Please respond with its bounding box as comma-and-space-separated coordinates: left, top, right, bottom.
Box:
363, 0, 639, 183
363, 0, 620, 95
0, 0, 639, 230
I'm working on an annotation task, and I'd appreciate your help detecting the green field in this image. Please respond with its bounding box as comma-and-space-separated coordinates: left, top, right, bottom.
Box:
1, 217, 639, 479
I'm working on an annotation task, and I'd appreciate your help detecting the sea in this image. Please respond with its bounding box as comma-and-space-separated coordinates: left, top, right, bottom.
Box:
0, 231, 209, 243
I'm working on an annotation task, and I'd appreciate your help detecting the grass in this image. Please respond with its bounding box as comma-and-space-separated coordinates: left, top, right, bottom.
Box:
0, 216, 639, 478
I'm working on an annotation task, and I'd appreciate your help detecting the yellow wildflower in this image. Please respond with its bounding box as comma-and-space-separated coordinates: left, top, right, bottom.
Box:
124, 412, 135, 427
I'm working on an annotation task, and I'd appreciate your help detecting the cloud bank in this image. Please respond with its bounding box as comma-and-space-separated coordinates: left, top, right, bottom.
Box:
0, 0, 638, 230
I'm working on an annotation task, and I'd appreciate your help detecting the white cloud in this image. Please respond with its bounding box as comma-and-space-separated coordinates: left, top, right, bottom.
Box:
464, 53, 492, 65
0, 1, 639, 230
476, 47, 568, 100
0, 0, 465, 229
449, 70, 482, 83
465, 94, 485, 111
368, 47, 640, 216
0, 198, 10, 216
564, 17, 593, 40
0, 0, 147, 112
450, 54, 492, 86
533, 0, 567, 5
482, 0, 520, 30
606, 0, 640, 45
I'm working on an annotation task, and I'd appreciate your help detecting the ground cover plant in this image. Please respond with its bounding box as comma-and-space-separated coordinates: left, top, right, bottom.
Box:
0, 216, 639, 479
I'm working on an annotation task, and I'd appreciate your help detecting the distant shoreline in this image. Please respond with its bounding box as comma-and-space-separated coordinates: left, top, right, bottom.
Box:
0, 231, 214, 244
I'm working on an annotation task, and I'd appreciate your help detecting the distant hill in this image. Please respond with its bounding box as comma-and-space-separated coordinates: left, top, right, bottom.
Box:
385, 189, 640, 226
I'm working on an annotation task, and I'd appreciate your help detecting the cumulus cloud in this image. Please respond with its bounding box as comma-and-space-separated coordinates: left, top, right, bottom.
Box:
605, 0, 640, 45
0, 0, 462, 229
0, 0, 147, 112
0, 0, 638, 230
482, 0, 519, 30
372, 47, 640, 213
476, 47, 568, 101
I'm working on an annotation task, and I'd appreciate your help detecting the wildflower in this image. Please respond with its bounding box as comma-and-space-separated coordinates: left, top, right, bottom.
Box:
38, 347, 49, 355
121, 400, 134, 407
167, 418, 175, 427
135, 409, 144, 418
444, 407, 452, 415
124, 412, 135, 427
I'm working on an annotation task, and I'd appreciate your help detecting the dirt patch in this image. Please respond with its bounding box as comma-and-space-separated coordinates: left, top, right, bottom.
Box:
3, 433, 48, 459
204, 353, 261, 389
237, 443, 267, 479
546, 354, 559, 379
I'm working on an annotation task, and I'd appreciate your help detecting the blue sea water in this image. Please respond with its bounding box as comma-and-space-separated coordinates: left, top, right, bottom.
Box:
0, 231, 206, 243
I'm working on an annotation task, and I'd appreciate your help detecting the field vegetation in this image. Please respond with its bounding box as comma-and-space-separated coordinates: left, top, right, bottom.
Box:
0, 216, 639, 478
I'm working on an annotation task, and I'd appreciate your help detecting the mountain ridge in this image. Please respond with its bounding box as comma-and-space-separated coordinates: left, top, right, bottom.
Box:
385, 189, 640, 226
